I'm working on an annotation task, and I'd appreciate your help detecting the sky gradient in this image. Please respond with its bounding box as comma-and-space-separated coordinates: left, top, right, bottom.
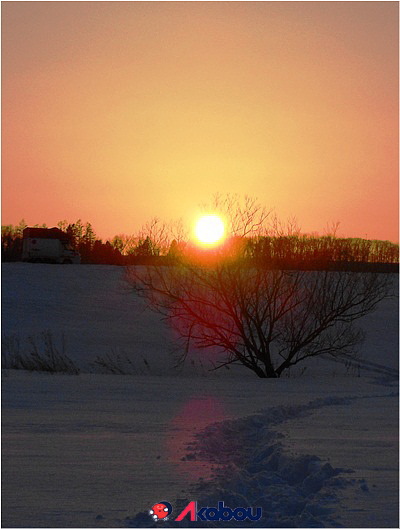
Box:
3, 1, 399, 241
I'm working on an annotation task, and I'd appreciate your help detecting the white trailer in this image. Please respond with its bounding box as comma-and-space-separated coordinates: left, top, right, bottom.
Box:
22, 227, 81, 264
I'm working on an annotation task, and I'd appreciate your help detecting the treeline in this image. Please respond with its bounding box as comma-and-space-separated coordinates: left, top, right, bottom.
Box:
2, 219, 171, 265
246, 235, 399, 266
2, 219, 399, 270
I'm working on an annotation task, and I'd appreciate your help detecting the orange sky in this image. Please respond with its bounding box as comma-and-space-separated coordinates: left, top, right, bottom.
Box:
2, 1, 399, 242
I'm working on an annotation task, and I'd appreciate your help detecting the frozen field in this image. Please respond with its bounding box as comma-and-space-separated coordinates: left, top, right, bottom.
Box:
1, 263, 399, 528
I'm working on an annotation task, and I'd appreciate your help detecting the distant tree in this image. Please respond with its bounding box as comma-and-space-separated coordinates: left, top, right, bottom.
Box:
57, 220, 69, 232
1, 220, 27, 261
167, 239, 187, 261
15, 219, 27, 237
136, 217, 170, 256
111, 235, 124, 254
66, 219, 84, 249
1, 225, 22, 261
78, 222, 97, 262
91, 239, 123, 264
110, 234, 137, 256
126, 196, 394, 378
83, 222, 96, 246
324, 221, 341, 238
134, 236, 158, 257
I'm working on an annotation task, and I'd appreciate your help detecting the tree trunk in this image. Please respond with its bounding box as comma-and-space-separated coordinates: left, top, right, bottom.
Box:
253, 364, 277, 378
262, 348, 278, 378
253, 365, 268, 378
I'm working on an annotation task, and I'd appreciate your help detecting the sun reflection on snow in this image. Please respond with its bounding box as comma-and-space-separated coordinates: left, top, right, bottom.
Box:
166, 396, 227, 482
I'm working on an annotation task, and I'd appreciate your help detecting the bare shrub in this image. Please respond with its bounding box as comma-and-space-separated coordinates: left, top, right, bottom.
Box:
91, 350, 151, 375
1, 331, 79, 374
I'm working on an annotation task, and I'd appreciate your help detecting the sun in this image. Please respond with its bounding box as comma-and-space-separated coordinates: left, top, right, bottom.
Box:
195, 214, 225, 245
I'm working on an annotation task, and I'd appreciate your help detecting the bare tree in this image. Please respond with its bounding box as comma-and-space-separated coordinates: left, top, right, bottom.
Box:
201, 193, 270, 238
126, 197, 393, 378
324, 220, 341, 238
110, 234, 138, 255
135, 217, 170, 256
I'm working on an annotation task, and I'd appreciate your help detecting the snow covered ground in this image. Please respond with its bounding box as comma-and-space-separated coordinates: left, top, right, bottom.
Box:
1, 263, 399, 528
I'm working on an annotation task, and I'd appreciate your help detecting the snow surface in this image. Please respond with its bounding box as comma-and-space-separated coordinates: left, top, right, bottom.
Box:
1, 263, 399, 528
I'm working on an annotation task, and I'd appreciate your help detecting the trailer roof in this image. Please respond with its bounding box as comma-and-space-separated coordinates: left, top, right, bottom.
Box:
23, 227, 70, 240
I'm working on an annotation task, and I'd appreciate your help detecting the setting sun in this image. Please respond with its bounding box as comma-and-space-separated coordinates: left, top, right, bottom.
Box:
195, 215, 225, 245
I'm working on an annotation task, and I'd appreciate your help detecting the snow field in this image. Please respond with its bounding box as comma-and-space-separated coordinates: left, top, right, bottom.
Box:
1, 263, 398, 528
2, 263, 398, 376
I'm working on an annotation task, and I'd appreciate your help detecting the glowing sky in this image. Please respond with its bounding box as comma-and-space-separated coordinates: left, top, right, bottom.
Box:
3, 2, 398, 241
